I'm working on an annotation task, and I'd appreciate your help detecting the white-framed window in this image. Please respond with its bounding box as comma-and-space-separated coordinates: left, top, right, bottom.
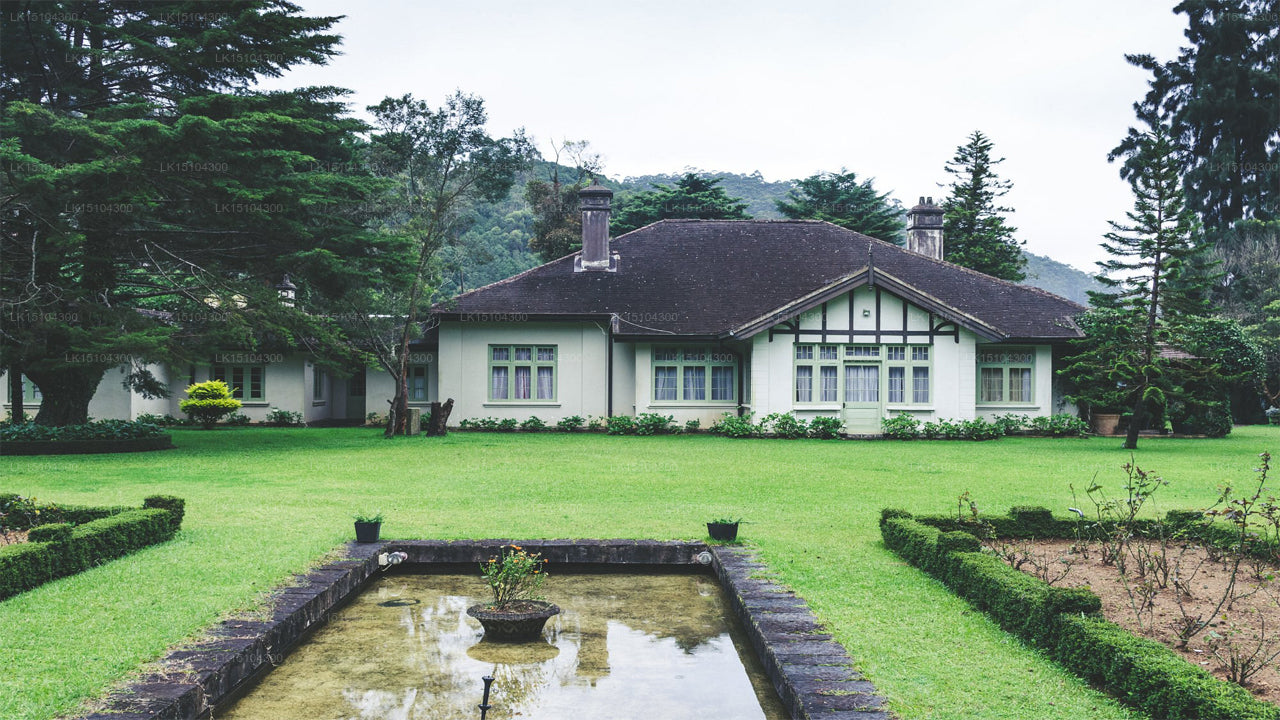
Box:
489, 345, 556, 401
313, 368, 327, 401
976, 346, 1035, 404
211, 365, 265, 400
796, 343, 931, 406
407, 365, 429, 401
653, 346, 736, 403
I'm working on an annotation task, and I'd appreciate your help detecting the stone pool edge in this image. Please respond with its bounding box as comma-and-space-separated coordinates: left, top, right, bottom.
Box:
83, 539, 893, 720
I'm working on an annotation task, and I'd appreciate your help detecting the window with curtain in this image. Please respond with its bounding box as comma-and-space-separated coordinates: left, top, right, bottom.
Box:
489, 345, 556, 401
652, 346, 735, 403
845, 365, 879, 402
976, 346, 1035, 404
211, 365, 265, 400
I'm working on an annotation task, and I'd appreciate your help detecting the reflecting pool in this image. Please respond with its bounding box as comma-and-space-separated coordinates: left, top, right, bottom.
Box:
218, 570, 790, 720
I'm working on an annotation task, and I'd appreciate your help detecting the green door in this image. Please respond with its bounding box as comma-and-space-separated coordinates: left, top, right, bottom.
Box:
842, 364, 882, 434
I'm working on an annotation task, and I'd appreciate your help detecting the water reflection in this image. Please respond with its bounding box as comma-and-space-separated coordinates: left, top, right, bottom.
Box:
218, 571, 788, 720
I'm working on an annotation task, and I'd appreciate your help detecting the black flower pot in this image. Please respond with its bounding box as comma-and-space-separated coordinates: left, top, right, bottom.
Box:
707, 522, 739, 542
467, 600, 561, 641
354, 521, 381, 543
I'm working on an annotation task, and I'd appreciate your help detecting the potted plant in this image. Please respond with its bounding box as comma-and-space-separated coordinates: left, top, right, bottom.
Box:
706, 517, 742, 542
467, 545, 560, 641
353, 511, 383, 543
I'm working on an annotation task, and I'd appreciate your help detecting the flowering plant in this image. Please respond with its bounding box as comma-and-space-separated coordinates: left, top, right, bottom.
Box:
479, 545, 548, 609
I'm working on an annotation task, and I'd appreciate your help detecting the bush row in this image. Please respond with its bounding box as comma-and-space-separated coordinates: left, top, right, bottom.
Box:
457, 414, 706, 435
0, 496, 184, 601
707, 412, 844, 439
911, 506, 1279, 560
0, 419, 166, 443
881, 413, 1089, 440
136, 409, 305, 427
879, 510, 1276, 720
1, 493, 131, 530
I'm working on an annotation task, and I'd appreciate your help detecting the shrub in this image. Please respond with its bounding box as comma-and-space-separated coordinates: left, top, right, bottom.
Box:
366, 412, 387, 427
808, 415, 844, 439
761, 412, 808, 439
224, 412, 251, 426
957, 418, 1002, 441
882, 511, 1276, 720
709, 412, 757, 438
992, 413, 1029, 435
496, 418, 518, 432
520, 416, 547, 432
0, 505, 181, 600
881, 413, 921, 439
586, 416, 607, 432
683, 419, 701, 433
556, 415, 585, 432
179, 381, 242, 429
0, 419, 164, 443
264, 408, 304, 427
144, 495, 186, 527
635, 413, 675, 436
28, 522, 72, 544
605, 415, 636, 435
135, 413, 174, 426
1169, 399, 1233, 437
1027, 414, 1089, 437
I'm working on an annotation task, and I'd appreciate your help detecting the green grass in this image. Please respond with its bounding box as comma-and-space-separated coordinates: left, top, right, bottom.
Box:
2, 426, 1277, 720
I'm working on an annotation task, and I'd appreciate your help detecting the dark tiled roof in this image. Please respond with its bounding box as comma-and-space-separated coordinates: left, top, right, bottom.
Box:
438, 220, 1084, 341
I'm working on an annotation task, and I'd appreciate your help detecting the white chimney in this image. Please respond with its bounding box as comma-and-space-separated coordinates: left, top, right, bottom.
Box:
574, 180, 618, 272
906, 196, 944, 261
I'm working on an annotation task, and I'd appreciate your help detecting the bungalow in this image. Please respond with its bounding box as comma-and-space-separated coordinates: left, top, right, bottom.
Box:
431, 182, 1085, 433
2, 184, 1085, 434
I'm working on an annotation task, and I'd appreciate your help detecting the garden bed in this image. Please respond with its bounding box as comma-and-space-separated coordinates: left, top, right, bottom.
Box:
1003, 537, 1280, 701
0, 435, 173, 455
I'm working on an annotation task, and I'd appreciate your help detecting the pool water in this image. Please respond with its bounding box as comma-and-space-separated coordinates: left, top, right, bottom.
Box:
217, 570, 790, 720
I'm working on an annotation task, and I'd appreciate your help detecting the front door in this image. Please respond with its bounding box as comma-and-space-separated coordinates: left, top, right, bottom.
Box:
842, 364, 882, 434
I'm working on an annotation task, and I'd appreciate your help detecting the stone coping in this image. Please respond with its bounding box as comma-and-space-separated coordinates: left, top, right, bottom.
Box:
84, 539, 892, 720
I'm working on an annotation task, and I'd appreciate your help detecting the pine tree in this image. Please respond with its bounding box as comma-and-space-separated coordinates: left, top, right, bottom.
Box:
775, 171, 905, 243
1117, 0, 1279, 230
940, 131, 1025, 281
1093, 118, 1207, 448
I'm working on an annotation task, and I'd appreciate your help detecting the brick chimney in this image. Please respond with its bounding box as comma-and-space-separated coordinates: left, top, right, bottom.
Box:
906, 196, 944, 261
574, 179, 618, 272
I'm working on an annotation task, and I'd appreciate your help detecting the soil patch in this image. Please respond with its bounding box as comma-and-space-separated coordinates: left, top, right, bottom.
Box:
0, 529, 28, 545
1003, 537, 1280, 702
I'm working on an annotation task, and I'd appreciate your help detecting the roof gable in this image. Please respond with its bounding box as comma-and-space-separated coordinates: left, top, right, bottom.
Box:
438, 220, 1084, 341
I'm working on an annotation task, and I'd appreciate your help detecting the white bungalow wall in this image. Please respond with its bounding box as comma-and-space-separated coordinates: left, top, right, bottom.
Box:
437, 321, 610, 422
750, 286, 1056, 424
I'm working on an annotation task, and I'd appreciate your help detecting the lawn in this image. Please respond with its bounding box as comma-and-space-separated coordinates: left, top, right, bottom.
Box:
2, 425, 1277, 720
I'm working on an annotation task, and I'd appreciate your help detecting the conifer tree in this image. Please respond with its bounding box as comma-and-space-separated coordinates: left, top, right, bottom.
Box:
776, 171, 905, 243
940, 131, 1025, 280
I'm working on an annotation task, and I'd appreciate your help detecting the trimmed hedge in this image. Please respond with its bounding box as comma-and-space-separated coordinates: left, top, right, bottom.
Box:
0, 501, 183, 601
911, 505, 1279, 560
0, 434, 173, 456
880, 510, 1277, 720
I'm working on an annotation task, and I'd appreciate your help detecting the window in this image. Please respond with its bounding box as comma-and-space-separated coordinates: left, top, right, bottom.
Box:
408, 365, 428, 401
211, 365, 265, 401
20, 375, 41, 403
794, 344, 841, 404
349, 370, 366, 398
845, 365, 879, 402
489, 345, 556, 401
795, 366, 813, 402
313, 368, 327, 401
653, 346, 735, 403
976, 346, 1035, 404
796, 343, 931, 406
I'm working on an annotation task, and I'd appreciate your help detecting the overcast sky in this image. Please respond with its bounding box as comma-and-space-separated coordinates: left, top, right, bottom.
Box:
257, 0, 1189, 272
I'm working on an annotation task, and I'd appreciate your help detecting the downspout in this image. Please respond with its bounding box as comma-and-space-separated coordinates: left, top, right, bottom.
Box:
607, 319, 614, 417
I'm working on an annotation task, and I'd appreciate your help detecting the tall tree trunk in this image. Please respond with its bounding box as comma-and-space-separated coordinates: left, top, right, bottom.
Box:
8, 366, 24, 423
1124, 395, 1144, 450
25, 365, 108, 426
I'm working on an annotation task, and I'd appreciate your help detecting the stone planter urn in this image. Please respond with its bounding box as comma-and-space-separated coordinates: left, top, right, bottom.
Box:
1092, 413, 1121, 437
467, 601, 561, 641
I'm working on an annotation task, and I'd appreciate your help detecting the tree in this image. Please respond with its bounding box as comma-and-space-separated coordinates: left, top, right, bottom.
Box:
362, 92, 529, 437
1088, 119, 1207, 448
1117, 1, 1278, 230
179, 380, 241, 429
775, 171, 905, 243
940, 131, 1025, 281
611, 173, 750, 235
0, 1, 390, 426
526, 140, 602, 263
